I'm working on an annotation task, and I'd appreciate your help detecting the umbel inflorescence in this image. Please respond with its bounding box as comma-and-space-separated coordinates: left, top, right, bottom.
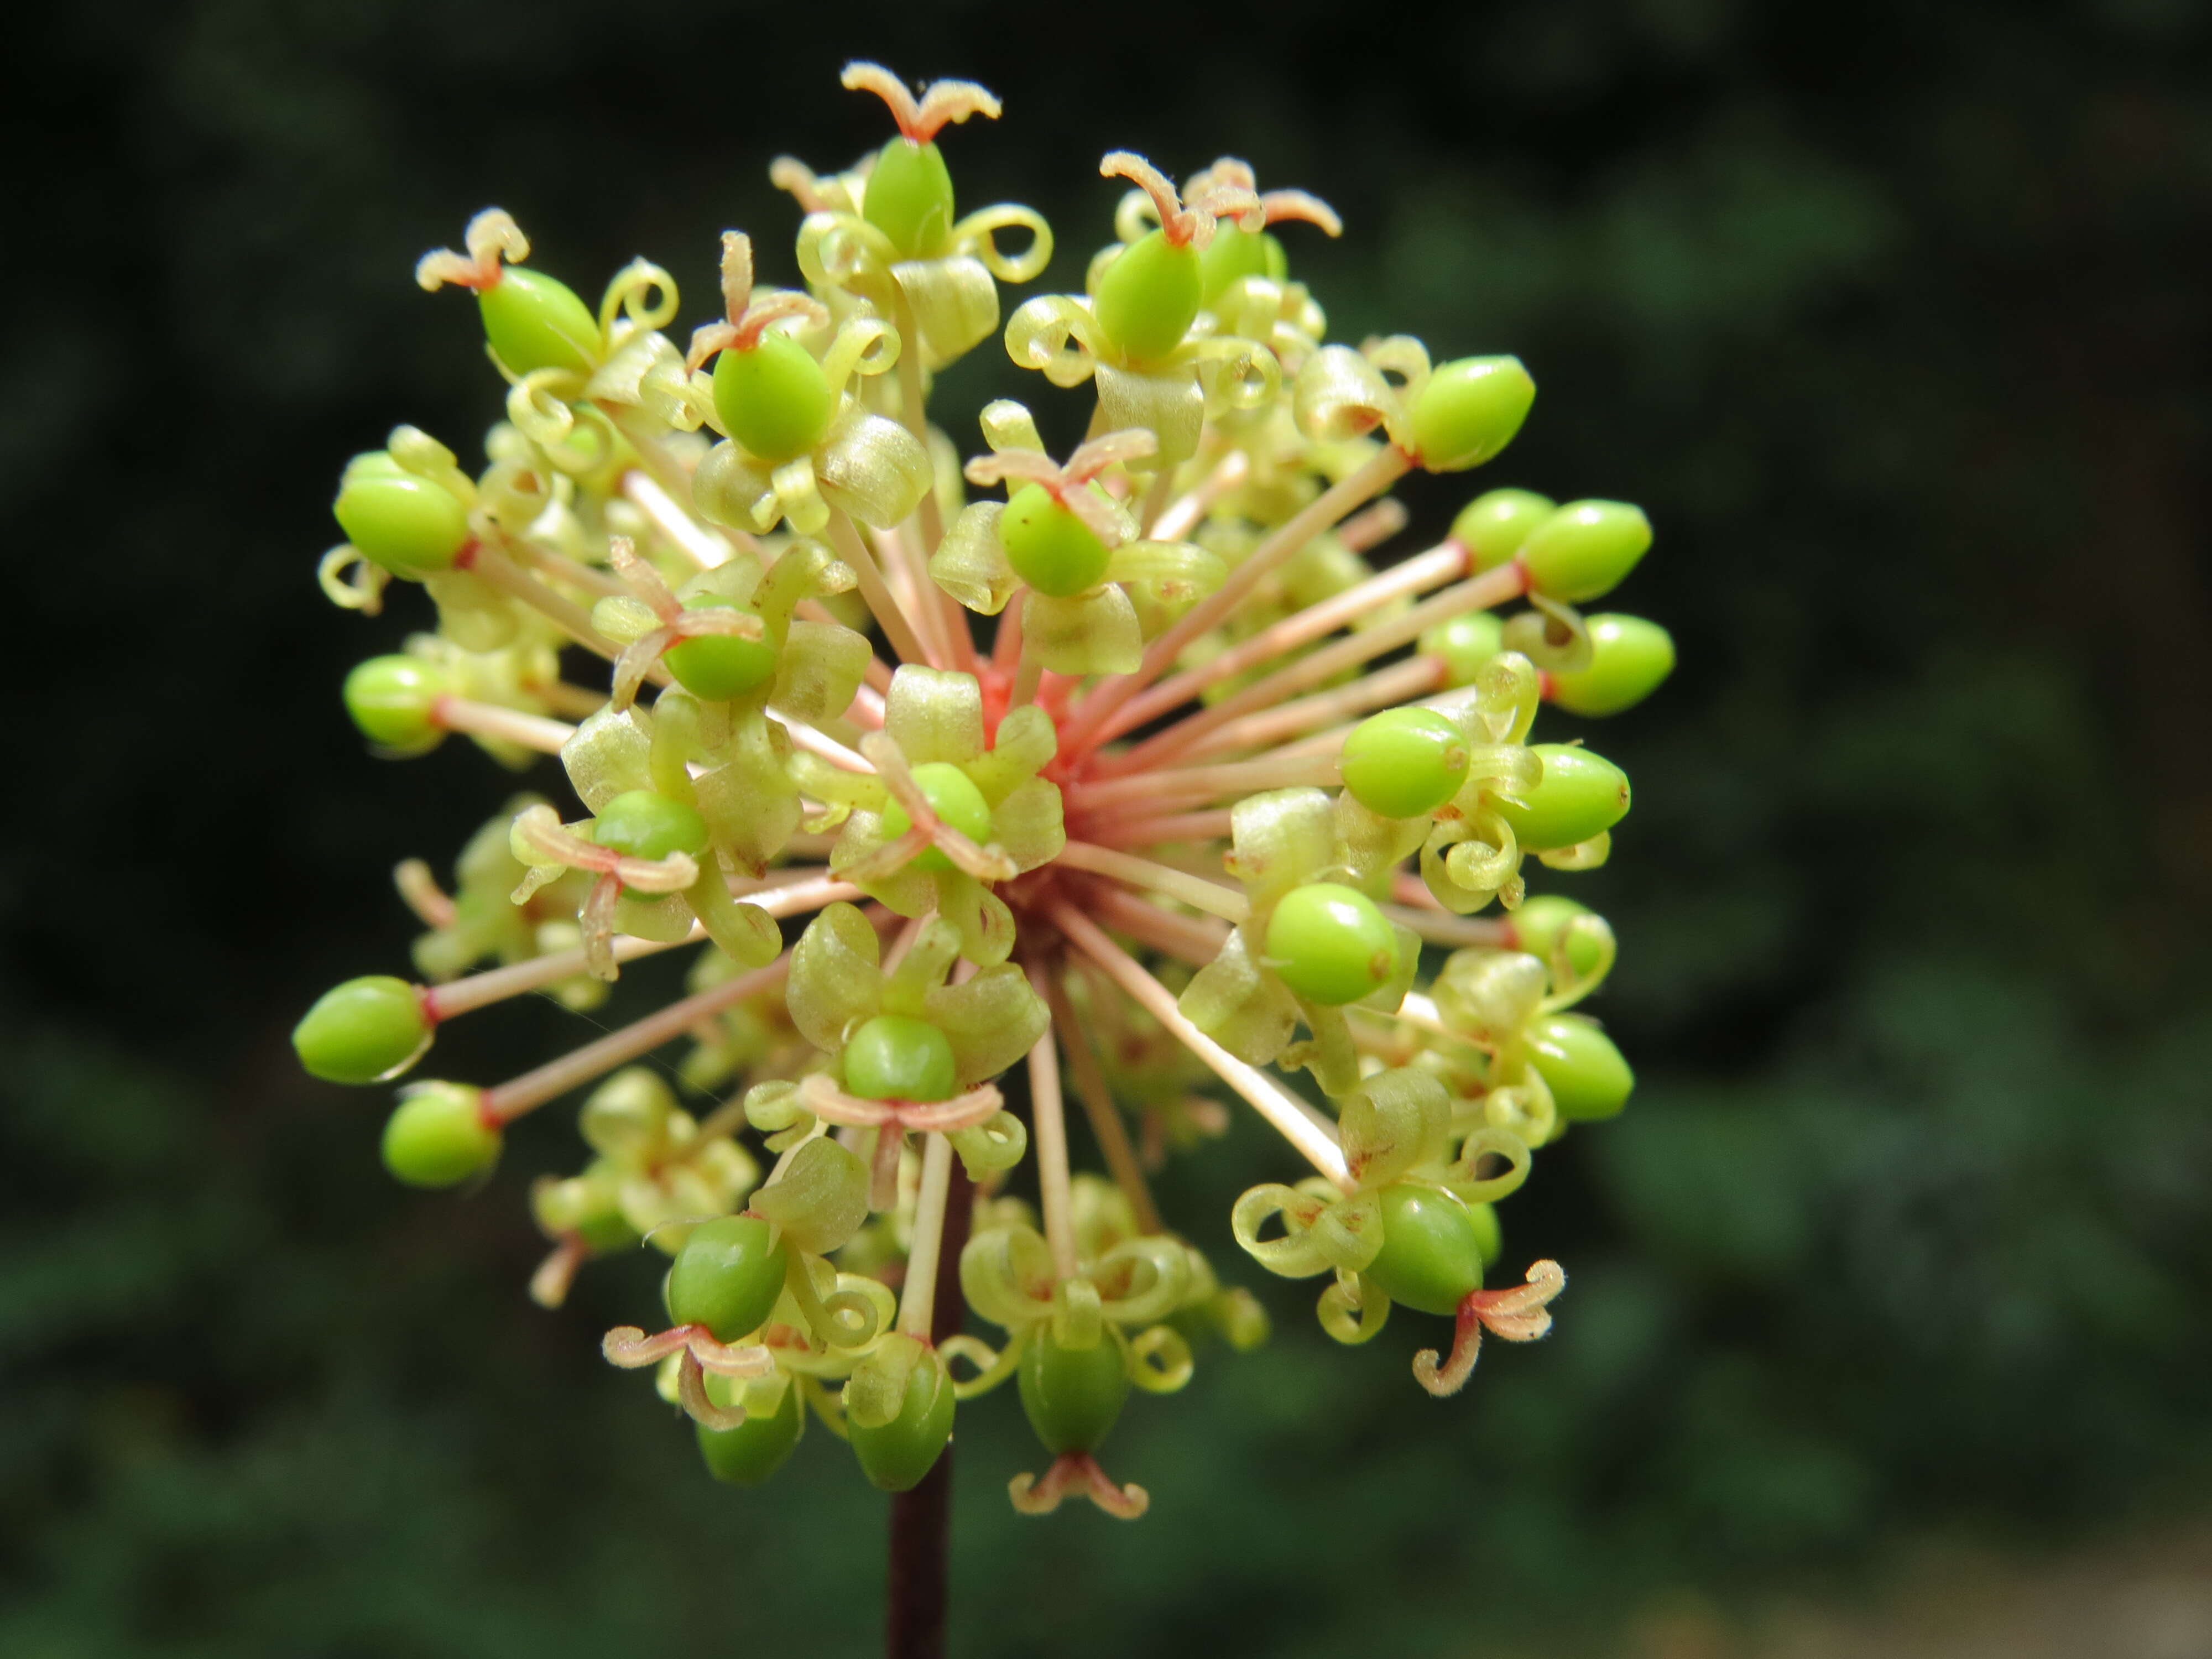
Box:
295, 64, 1671, 1519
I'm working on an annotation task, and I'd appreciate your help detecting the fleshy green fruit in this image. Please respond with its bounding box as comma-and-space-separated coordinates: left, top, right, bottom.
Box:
696, 1374, 805, 1487
664, 594, 779, 701
1407, 356, 1536, 473
594, 789, 711, 901
342, 656, 450, 752
1547, 614, 1675, 716
1340, 707, 1471, 820
1451, 488, 1555, 572
1264, 883, 1399, 1006
863, 138, 955, 258
1019, 1328, 1129, 1455
1364, 1182, 1486, 1316
1000, 483, 1111, 597
666, 1215, 790, 1342
1095, 228, 1202, 365
1197, 225, 1286, 303
849, 1340, 956, 1492
333, 455, 470, 576
1518, 501, 1652, 603
1508, 895, 1606, 979
478, 267, 601, 377
1494, 744, 1631, 851
1421, 612, 1506, 687
843, 1014, 958, 1104
880, 760, 993, 873
1525, 1013, 1634, 1121
294, 975, 430, 1084
382, 1083, 500, 1188
712, 331, 836, 463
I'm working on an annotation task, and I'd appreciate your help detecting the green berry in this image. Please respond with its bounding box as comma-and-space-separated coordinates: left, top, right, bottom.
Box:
1197, 225, 1286, 304
863, 138, 956, 259
1420, 612, 1506, 687
1507, 895, 1606, 978
849, 1338, 956, 1493
293, 975, 431, 1084
1363, 1182, 1485, 1316
592, 791, 711, 899
381, 1083, 500, 1188
1493, 744, 1631, 851
333, 454, 470, 576
843, 1014, 957, 1104
1264, 882, 1400, 1006
1451, 488, 1555, 572
1525, 1013, 1634, 1121
696, 1373, 805, 1487
1340, 707, 1470, 820
1094, 228, 1202, 366
1019, 1327, 1129, 1455
666, 1215, 790, 1342
1547, 614, 1675, 716
879, 760, 993, 873
1000, 483, 1112, 597
477, 266, 601, 377
342, 655, 450, 752
1406, 356, 1536, 473
664, 594, 779, 701
1517, 501, 1652, 603
712, 331, 836, 463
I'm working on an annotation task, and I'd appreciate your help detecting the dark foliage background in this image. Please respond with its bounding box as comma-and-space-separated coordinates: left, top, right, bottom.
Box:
5, 1, 2210, 1653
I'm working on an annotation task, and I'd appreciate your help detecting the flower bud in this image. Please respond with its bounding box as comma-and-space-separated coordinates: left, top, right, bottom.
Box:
333, 454, 470, 576
293, 975, 431, 1084
1524, 1013, 1634, 1121
1407, 357, 1535, 472
1420, 612, 1506, 687
1094, 229, 1202, 366
478, 266, 601, 377
1494, 744, 1630, 851
666, 1215, 790, 1342
1451, 488, 1554, 572
1019, 1326, 1130, 1455
1518, 501, 1651, 603
1363, 1183, 1485, 1316
381, 1082, 500, 1188
697, 1373, 806, 1486
342, 656, 450, 753
1546, 614, 1674, 716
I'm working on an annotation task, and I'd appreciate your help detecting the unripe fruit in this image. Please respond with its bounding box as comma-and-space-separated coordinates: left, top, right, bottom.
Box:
849, 1337, 956, 1492
696, 1373, 805, 1486
1197, 225, 1286, 304
1264, 883, 1399, 1006
294, 975, 431, 1084
1000, 483, 1111, 597
1493, 744, 1630, 851
1019, 1328, 1129, 1454
593, 790, 710, 871
1095, 229, 1202, 365
1525, 1013, 1634, 1121
342, 655, 450, 752
1546, 614, 1674, 716
333, 455, 471, 576
478, 266, 602, 377
880, 761, 993, 873
843, 1014, 958, 1104
863, 138, 956, 259
1507, 895, 1606, 979
1421, 612, 1506, 687
1451, 488, 1555, 572
666, 1215, 790, 1342
1517, 501, 1651, 603
664, 594, 779, 701
1407, 357, 1535, 472
1363, 1182, 1485, 1316
382, 1083, 500, 1188
1340, 707, 1471, 820
712, 332, 836, 462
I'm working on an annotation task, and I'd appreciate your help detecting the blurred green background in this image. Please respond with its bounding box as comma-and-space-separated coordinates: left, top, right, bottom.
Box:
7, 1, 2211, 1653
